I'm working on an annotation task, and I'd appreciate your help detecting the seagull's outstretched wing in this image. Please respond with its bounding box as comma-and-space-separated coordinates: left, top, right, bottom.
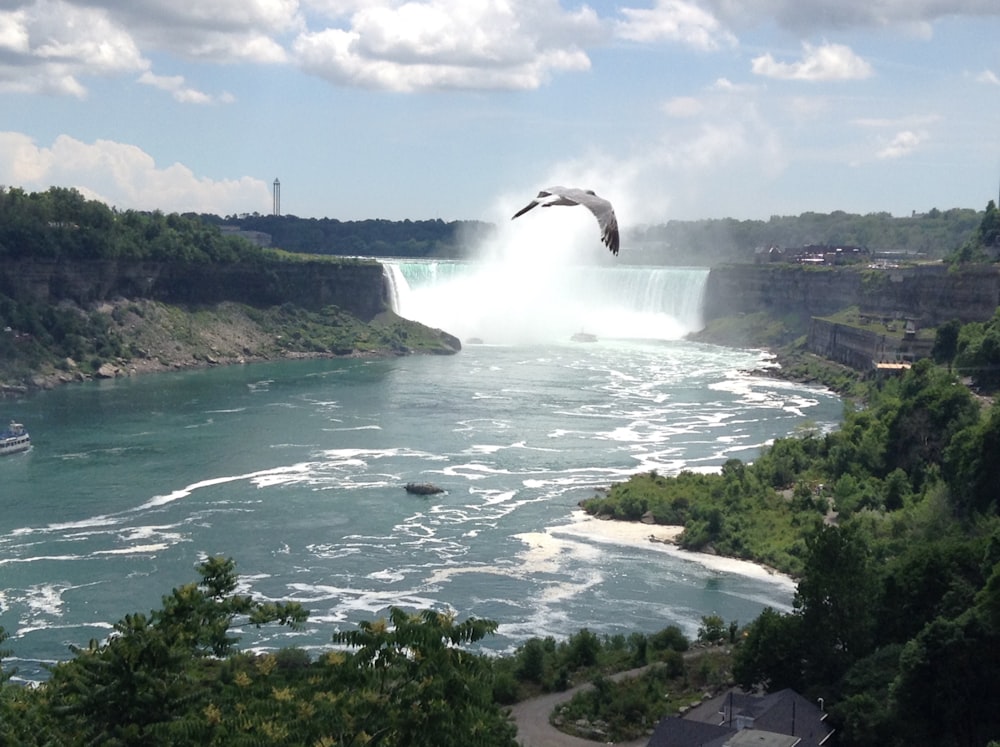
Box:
511, 186, 620, 256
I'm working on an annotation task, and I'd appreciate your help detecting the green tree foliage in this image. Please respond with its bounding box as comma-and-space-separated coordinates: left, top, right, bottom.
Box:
326, 608, 516, 747
794, 525, 877, 686
943, 399, 1000, 516
933, 318, 963, 368
632, 207, 982, 265
209, 212, 495, 259
954, 308, 1000, 391
42, 557, 307, 745
0, 187, 264, 263
948, 199, 1000, 264
0, 559, 526, 747
733, 607, 805, 693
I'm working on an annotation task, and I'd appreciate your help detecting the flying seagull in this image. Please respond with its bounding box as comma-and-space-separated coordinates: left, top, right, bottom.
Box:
511, 186, 620, 256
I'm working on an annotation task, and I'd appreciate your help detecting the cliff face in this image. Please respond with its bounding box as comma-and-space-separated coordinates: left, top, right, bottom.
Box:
703, 265, 863, 321
704, 263, 999, 326
703, 263, 999, 370
0, 258, 389, 321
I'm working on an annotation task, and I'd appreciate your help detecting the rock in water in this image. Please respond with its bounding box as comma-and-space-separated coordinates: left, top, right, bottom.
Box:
405, 482, 444, 495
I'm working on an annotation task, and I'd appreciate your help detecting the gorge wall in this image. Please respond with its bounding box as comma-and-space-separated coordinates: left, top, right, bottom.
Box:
703, 263, 999, 327
0, 258, 390, 321
703, 263, 999, 369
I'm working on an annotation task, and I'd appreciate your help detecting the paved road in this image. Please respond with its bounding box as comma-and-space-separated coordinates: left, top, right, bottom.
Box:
509, 666, 654, 747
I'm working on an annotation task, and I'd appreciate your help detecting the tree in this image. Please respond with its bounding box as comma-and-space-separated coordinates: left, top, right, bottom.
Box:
732, 607, 804, 692
329, 608, 517, 747
697, 614, 727, 644
944, 399, 1000, 516
794, 524, 877, 688
932, 319, 962, 370
891, 610, 1000, 747
44, 557, 307, 745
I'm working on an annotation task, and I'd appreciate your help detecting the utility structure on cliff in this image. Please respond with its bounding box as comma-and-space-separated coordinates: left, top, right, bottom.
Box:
273, 178, 281, 217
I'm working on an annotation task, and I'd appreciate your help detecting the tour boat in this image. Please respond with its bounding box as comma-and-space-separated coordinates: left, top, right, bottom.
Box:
1, 421, 31, 455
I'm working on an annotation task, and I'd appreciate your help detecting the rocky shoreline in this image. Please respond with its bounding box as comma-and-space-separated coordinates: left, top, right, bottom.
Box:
1, 298, 461, 397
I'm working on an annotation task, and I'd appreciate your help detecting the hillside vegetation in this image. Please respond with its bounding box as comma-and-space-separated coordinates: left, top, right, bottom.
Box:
0, 187, 459, 391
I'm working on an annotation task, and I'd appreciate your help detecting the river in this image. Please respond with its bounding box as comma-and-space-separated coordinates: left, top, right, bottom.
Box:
0, 261, 842, 682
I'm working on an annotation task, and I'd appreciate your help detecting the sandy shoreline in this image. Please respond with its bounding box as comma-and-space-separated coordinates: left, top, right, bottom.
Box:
549, 511, 797, 591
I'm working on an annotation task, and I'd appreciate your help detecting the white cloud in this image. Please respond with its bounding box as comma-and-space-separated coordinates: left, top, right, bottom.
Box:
662, 96, 704, 118
615, 0, 737, 51
0, 10, 31, 55
137, 71, 234, 104
0, 1, 148, 97
86, 0, 300, 61
875, 129, 928, 159
975, 69, 1000, 85
0, 0, 295, 98
0, 132, 270, 214
293, 0, 600, 91
752, 41, 873, 81
700, 0, 1000, 34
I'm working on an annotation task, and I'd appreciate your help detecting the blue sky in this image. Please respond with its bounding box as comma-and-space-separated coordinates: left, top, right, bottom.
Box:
2, 1, 1000, 228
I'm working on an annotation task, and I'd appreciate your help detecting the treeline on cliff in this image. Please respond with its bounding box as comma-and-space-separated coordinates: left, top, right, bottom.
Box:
1, 185, 988, 263
630, 206, 984, 264
0, 187, 271, 263
217, 207, 984, 263
582, 359, 1000, 745
203, 212, 496, 259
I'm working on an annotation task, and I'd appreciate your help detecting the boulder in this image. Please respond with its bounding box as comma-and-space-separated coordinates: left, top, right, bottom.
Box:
405, 482, 444, 496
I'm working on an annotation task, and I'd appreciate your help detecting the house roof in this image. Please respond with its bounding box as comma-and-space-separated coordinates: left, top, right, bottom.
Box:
648, 688, 835, 747
647, 717, 731, 747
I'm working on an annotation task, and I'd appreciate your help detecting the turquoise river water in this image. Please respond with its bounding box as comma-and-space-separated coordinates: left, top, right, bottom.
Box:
0, 262, 842, 682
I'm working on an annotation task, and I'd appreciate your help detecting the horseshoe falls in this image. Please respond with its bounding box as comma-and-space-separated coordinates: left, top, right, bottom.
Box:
383, 260, 708, 345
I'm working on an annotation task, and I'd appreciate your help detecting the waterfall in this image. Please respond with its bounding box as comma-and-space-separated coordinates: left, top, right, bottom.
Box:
383, 259, 708, 345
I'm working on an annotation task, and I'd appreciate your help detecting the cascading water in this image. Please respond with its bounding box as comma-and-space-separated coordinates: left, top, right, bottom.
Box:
383, 259, 708, 345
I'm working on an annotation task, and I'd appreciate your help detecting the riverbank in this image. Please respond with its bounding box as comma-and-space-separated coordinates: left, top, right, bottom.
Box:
551, 511, 797, 590
1, 297, 460, 396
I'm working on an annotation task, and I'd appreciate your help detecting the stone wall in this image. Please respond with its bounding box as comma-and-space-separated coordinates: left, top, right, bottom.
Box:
807, 318, 934, 369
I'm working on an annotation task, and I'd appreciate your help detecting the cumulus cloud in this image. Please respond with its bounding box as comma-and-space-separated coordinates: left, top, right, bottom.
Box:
137, 71, 234, 104
615, 0, 737, 51
752, 41, 873, 81
700, 0, 1000, 34
0, 132, 271, 214
875, 129, 928, 159
0, 1, 147, 97
975, 69, 1000, 85
293, 0, 600, 91
662, 96, 704, 118
84, 0, 299, 62
0, 0, 296, 98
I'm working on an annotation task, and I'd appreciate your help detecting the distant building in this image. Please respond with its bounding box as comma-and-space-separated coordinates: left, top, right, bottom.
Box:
647, 688, 835, 747
755, 244, 870, 265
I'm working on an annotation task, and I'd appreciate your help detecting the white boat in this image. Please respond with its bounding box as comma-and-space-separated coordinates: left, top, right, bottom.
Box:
1, 421, 31, 455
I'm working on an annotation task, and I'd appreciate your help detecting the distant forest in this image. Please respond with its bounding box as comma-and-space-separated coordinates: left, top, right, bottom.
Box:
0, 186, 988, 265
210, 207, 986, 264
